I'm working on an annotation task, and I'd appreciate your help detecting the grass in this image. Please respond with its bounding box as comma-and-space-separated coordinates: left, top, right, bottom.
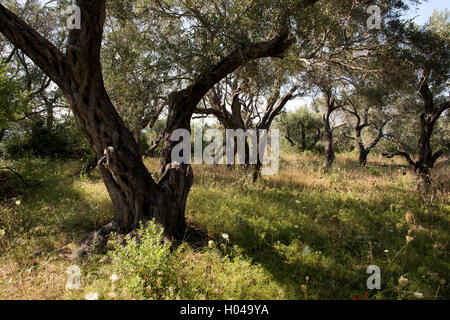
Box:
0, 153, 448, 300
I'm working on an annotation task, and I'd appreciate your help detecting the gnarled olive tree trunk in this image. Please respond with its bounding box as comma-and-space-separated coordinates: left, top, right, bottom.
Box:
322, 92, 342, 169
385, 76, 449, 192
343, 106, 390, 167
0, 1, 298, 251
196, 79, 298, 181
323, 117, 335, 169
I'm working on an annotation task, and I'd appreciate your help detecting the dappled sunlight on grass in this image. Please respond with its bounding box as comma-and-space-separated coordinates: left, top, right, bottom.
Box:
0, 153, 448, 299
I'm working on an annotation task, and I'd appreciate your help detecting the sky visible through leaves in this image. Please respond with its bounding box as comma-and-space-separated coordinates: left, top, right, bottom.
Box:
282, 0, 449, 113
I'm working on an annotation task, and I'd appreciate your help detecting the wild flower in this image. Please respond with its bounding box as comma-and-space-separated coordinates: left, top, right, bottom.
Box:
208, 240, 215, 248
15, 200, 21, 206
414, 292, 424, 299
110, 274, 119, 282
302, 246, 311, 256
84, 292, 99, 300
221, 233, 229, 240
405, 212, 414, 224
406, 236, 414, 244
398, 276, 408, 286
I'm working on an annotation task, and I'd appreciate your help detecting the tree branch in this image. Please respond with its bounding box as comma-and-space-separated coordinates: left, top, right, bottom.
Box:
431, 149, 445, 166
418, 75, 434, 114
331, 122, 346, 132
0, 3, 66, 88
175, 17, 297, 116
384, 151, 416, 168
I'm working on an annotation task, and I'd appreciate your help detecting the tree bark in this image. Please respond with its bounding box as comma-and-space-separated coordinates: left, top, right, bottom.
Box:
385, 76, 449, 192
311, 128, 321, 149
414, 77, 449, 190
45, 104, 54, 129
197, 80, 298, 180
358, 145, 369, 167
343, 104, 390, 167
0, 1, 299, 251
323, 120, 335, 169
300, 123, 307, 150
321, 87, 345, 169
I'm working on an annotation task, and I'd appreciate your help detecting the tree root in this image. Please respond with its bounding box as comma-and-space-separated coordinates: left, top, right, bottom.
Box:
72, 222, 118, 259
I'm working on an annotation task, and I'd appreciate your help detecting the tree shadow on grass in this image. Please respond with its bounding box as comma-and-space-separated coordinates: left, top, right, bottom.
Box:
229, 216, 370, 299
204, 184, 443, 299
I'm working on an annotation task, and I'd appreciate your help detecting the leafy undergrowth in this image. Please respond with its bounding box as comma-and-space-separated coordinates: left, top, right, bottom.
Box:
0, 154, 448, 300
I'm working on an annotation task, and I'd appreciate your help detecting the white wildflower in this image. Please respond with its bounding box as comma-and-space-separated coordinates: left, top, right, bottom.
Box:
414, 292, 424, 299
84, 292, 99, 300
221, 233, 229, 240
15, 200, 21, 206
110, 274, 119, 282
398, 276, 409, 287
302, 246, 311, 256
406, 236, 414, 244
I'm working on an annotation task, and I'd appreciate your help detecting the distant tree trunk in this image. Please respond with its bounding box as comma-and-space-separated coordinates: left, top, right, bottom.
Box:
343, 104, 390, 167
358, 145, 369, 167
355, 126, 369, 167
252, 160, 263, 182
321, 88, 343, 169
81, 155, 98, 177
359, 123, 387, 167
0, 129, 5, 142
311, 128, 321, 149
300, 124, 307, 150
197, 79, 298, 181
285, 132, 296, 147
385, 76, 449, 192
411, 77, 449, 191
252, 85, 298, 180
323, 120, 335, 168
46, 104, 54, 129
